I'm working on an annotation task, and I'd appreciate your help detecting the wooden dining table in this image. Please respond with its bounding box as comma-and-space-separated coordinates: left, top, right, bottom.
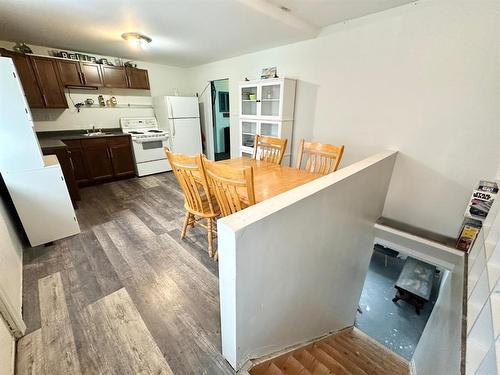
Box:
216, 157, 322, 203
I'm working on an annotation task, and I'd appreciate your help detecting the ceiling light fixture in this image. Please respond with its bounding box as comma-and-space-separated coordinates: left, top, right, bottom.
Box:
121, 32, 152, 49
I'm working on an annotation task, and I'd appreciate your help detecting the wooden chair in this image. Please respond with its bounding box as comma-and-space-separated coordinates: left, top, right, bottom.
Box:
295, 139, 345, 175
202, 157, 256, 217
165, 149, 220, 258
253, 135, 287, 165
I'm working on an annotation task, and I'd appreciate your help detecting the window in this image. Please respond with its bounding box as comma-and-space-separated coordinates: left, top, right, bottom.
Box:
218, 91, 229, 112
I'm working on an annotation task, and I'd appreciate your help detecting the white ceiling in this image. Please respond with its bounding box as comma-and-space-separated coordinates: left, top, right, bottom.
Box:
0, 0, 414, 67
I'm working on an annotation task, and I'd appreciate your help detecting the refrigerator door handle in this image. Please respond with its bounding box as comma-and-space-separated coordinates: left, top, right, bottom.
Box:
168, 100, 176, 137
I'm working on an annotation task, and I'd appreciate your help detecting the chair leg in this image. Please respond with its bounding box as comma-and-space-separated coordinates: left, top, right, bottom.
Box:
207, 218, 213, 258
181, 212, 191, 238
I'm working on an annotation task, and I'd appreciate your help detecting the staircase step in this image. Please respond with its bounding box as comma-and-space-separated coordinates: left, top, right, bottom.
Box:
314, 342, 368, 375
297, 349, 332, 375
280, 355, 311, 375
265, 363, 286, 375
326, 335, 392, 374
250, 327, 409, 375
327, 329, 408, 374
308, 346, 349, 375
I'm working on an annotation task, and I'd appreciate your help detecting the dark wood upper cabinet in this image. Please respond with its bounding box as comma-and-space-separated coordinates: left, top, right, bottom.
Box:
57, 60, 83, 86
0, 49, 45, 108
81, 138, 114, 181
126, 68, 150, 90
102, 66, 128, 88
30, 56, 68, 108
107, 136, 135, 176
80, 62, 103, 87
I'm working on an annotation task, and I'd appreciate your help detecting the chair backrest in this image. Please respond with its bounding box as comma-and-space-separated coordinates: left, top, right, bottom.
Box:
253, 135, 287, 165
165, 149, 216, 215
202, 157, 256, 217
295, 139, 345, 175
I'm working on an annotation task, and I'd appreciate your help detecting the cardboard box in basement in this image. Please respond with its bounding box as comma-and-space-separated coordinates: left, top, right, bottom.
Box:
456, 218, 482, 251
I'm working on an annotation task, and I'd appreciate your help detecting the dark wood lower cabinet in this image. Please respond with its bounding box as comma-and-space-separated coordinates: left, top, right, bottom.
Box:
108, 137, 136, 177
64, 135, 134, 186
82, 138, 115, 182
41, 147, 81, 208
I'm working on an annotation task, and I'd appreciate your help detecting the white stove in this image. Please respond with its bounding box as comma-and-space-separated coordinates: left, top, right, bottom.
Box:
120, 117, 172, 176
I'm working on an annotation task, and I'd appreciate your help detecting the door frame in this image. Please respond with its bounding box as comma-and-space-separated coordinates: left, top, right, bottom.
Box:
198, 78, 230, 161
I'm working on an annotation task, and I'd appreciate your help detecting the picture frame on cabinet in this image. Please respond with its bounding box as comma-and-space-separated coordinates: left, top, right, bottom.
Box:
261, 66, 277, 79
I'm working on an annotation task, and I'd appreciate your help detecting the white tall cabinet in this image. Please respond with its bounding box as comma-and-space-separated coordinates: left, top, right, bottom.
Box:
239, 78, 296, 164
0, 57, 80, 247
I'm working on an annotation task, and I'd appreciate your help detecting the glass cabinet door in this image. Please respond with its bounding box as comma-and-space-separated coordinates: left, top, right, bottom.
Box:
260, 84, 281, 117
260, 122, 279, 137
241, 86, 258, 117
241, 120, 257, 149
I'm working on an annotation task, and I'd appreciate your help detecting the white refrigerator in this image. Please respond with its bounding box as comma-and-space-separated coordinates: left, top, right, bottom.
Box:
153, 96, 203, 155
0, 57, 80, 246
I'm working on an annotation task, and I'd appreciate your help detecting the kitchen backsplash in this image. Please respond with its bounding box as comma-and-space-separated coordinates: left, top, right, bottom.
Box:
32, 88, 155, 132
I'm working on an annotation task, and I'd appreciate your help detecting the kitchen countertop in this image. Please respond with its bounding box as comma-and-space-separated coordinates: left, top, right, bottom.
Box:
37, 128, 129, 150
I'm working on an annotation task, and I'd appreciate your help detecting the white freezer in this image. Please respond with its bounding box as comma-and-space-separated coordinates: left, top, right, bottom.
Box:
166, 96, 200, 119
2, 156, 81, 247
169, 118, 203, 155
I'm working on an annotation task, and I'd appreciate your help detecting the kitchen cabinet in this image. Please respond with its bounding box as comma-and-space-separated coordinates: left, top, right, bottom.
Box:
0, 49, 45, 108
107, 137, 135, 176
80, 62, 103, 87
63, 139, 91, 184
102, 65, 128, 88
57, 60, 83, 86
30, 56, 68, 108
126, 67, 150, 89
41, 146, 81, 207
81, 138, 114, 181
64, 136, 134, 186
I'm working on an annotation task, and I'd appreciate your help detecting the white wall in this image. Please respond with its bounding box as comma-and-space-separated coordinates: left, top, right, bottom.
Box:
413, 267, 464, 375
218, 151, 397, 370
0, 192, 25, 374
0, 40, 190, 131
187, 0, 500, 239
0, 316, 14, 375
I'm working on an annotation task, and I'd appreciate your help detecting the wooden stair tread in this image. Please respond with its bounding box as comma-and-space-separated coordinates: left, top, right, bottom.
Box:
280, 355, 311, 375
265, 363, 286, 375
314, 342, 368, 375
308, 346, 349, 375
250, 327, 409, 375
319, 339, 388, 375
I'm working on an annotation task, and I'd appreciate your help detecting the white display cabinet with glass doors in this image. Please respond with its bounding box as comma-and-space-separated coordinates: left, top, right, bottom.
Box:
239, 78, 296, 164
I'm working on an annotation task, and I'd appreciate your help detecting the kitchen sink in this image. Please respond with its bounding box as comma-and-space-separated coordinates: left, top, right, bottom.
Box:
83, 132, 109, 137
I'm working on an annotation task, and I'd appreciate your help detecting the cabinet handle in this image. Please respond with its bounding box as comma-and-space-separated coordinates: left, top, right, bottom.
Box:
67, 151, 75, 171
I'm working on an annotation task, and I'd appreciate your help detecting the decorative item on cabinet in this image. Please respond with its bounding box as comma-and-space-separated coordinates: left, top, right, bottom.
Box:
109, 96, 117, 106
68, 53, 78, 60
98, 95, 105, 106
98, 58, 109, 65
261, 66, 277, 79
13, 42, 33, 54
124, 61, 137, 68
85, 98, 94, 106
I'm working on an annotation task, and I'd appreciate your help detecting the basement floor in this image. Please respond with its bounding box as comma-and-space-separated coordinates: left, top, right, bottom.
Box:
355, 250, 441, 360
18, 173, 234, 375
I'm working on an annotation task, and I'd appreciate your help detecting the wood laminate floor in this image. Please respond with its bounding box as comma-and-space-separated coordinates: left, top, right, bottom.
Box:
18, 172, 234, 375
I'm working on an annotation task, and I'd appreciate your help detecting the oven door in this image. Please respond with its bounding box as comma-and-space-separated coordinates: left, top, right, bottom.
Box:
132, 137, 169, 163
